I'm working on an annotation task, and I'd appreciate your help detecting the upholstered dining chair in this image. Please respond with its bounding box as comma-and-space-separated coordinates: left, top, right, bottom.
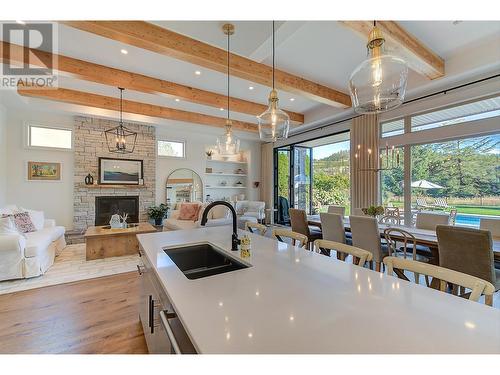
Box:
415, 212, 449, 230
480, 217, 500, 238
349, 215, 388, 272
320, 213, 351, 256
245, 221, 267, 236
313, 240, 373, 267
327, 205, 345, 217
272, 228, 308, 249
289, 208, 322, 250
436, 225, 500, 294
383, 256, 496, 306
351, 208, 365, 216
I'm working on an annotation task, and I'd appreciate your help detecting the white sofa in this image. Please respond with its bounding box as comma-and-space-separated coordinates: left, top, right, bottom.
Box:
235, 200, 266, 223
163, 202, 232, 231
0, 205, 66, 281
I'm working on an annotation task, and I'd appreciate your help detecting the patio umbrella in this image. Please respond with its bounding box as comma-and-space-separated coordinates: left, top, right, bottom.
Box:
411, 180, 444, 189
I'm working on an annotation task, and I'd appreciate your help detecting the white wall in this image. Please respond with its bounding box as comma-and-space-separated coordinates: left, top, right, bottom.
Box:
156, 127, 261, 205
5, 110, 75, 228
4, 107, 262, 229
0, 105, 7, 207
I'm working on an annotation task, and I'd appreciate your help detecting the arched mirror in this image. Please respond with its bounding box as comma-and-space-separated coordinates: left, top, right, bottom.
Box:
166, 168, 203, 205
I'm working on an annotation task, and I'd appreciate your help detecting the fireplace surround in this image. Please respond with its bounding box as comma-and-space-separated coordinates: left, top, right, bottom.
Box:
95, 196, 139, 226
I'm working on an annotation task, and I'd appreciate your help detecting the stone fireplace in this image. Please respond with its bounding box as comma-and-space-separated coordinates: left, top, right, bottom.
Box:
95, 196, 139, 226
73, 116, 156, 230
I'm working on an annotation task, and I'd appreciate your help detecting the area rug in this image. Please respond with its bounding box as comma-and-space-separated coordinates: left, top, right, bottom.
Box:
0, 244, 142, 295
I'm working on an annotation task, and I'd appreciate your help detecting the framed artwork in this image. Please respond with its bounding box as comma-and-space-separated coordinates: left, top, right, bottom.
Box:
27, 161, 62, 181
98, 157, 143, 185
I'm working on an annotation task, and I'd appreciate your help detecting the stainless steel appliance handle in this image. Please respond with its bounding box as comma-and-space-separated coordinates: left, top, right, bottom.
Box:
159, 310, 181, 354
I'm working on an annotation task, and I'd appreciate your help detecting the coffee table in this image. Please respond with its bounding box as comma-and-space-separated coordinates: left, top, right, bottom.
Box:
84, 222, 157, 260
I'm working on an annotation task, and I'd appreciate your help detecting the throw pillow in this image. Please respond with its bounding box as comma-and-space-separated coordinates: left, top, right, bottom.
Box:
178, 203, 201, 221
12, 212, 37, 233
0, 215, 19, 235
20, 208, 45, 231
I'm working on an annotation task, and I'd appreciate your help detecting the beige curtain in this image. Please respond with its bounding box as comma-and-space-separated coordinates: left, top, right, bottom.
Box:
260, 142, 274, 209
350, 114, 380, 210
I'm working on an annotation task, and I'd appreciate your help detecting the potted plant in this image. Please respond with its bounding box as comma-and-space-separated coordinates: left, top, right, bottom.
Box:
205, 150, 214, 160
147, 203, 169, 225
361, 205, 384, 217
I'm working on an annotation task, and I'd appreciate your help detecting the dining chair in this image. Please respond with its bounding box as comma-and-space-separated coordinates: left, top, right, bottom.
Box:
349, 215, 388, 272
383, 256, 496, 306
352, 208, 365, 216
415, 212, 449, 230
289, 208, 322, 250
319, 213, 351, 256
327, 205, 345, 217
436, 225, 499, 294
448, 209, 458, 225
384, 207, 402, 224
313, 239, 373, 267
378, 215, 400, 225
272, 228, 308, 248
480, 217, 500, 238
245, 221, 267, 236
384, 227, 430, 286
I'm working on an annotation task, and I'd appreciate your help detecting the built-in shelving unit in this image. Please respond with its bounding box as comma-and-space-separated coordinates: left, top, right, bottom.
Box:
204, 158, 248, 200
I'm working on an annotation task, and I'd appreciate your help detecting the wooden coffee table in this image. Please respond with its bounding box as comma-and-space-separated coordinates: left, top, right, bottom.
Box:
84, 222, 157, 260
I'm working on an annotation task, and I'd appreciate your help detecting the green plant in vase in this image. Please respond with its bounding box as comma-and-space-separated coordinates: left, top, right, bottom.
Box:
361, 205, 384, 217
147, 204, 169, 225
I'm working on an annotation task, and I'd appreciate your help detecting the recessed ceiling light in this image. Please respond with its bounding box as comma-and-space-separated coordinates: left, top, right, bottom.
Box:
248, 86, 254, 90
120, 49, 128, 55
16, 20, 26, 25
219, 107, 224, 111
195, 70, 201, 75
175, 98, 180, 102
290, 98, 295, 102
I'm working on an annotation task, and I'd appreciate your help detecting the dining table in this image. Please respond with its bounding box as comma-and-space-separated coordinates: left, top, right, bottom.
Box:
307, 214, 500, 263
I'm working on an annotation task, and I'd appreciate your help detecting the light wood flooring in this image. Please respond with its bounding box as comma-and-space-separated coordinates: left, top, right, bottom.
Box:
0, 271, 148, 354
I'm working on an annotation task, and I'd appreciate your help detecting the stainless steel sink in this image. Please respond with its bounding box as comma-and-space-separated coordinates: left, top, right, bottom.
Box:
163, 242, 250, 280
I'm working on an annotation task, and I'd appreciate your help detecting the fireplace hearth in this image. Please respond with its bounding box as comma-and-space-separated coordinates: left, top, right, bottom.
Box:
95, 196, 139, 226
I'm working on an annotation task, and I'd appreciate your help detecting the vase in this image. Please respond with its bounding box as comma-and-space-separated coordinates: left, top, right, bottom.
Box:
154, 218, 163, 225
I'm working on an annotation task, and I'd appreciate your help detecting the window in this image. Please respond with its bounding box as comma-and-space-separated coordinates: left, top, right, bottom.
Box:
158, 140, 185, 158
411, 95, 500, 132
28, 125, 72, 150
381, 118, 404, 138
380, 146, 405, 211
411, 135, 499, 226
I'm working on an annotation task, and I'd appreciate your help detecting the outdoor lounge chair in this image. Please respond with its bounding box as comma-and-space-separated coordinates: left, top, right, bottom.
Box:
415, 197, 434, 210
433, 197, 449, 210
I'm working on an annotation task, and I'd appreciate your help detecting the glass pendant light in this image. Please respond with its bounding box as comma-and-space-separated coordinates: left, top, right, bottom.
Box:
258, 21, 290, 142
216, 23, 240, 156
104, 87, 137, 153
349, 21, 408, 114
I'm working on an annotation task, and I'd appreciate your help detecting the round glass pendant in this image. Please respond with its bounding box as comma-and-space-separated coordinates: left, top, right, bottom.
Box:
349, 54, 408, 114
216, 120, 240, 156
258, 89, 290, 142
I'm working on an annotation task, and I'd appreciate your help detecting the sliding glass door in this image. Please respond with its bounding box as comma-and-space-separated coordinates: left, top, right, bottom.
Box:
292, 146, 313, 214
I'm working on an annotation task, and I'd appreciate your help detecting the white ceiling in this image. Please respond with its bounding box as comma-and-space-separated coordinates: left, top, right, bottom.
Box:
1, 20, 499, 138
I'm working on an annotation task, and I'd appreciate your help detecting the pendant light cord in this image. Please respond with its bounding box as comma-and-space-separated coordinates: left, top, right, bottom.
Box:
272, 20, 275, 90
119, 88, 123, 125
227, 28, 230, 121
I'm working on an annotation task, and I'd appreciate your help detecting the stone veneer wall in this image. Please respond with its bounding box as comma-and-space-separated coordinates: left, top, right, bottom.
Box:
73, 116, 156, 230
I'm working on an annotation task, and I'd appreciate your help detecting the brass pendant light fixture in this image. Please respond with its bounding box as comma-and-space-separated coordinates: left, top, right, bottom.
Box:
104, 87, 137, 153
216, 23, 240, 156
349, 21, 408, 114
258, 20, 290, 142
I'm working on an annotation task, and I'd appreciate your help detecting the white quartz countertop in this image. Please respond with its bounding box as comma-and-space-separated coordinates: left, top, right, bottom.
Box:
137, 226, 500, 354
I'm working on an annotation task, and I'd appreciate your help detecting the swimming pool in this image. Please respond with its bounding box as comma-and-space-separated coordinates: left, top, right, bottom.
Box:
455, 214, 498, 227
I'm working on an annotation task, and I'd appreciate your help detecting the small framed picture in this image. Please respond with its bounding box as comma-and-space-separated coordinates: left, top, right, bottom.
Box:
206, 167, 213, 174
27, 161, 62, 181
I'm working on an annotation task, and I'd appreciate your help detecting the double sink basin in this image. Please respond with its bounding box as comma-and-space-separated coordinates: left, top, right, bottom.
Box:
163, 242, 250, 280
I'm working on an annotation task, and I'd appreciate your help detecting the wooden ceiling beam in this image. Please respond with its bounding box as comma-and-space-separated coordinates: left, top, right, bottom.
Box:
340, 21, 445, 79
1, 41, 303, 123
17, 87, 258, 133
62, 21, 351, 108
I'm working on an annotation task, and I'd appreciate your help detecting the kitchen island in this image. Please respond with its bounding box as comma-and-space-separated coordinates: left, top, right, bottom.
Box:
136, 226, 500, 354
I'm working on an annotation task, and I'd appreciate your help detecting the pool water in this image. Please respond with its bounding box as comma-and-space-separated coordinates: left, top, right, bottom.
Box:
455, 214, 499, 227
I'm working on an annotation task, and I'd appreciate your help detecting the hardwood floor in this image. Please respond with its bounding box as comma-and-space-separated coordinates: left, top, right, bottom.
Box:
0, 272, 148, 354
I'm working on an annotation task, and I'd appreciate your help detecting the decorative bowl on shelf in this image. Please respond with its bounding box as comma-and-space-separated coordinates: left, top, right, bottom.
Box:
235, 168, 245, 174
220, 181, 227, 186
235, 181, 243, 186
